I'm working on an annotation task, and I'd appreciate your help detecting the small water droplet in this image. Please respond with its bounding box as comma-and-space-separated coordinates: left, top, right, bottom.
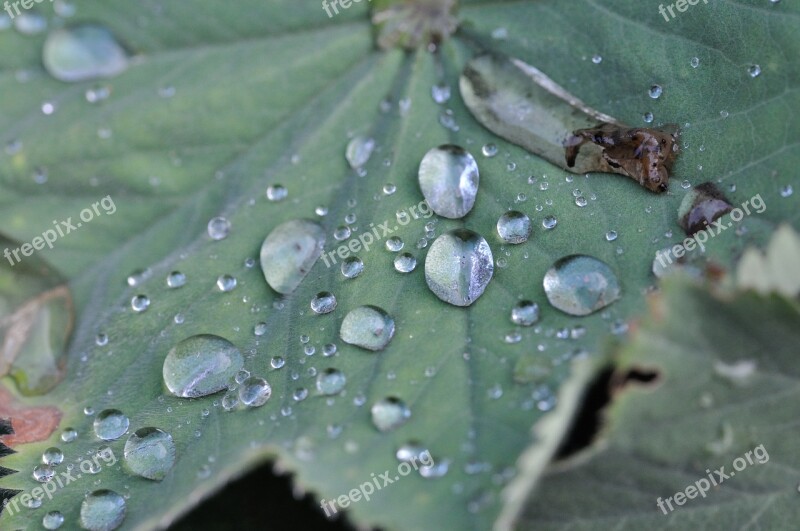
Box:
238, 377, 272, 407
166, 271, 186, 289
497, 211, 531, 244
93, 409, 130, 441
42, 447, 64, 465
61, 428, 78, 443
643, 112, 654, 124
43, 511, 65, 530
340, 306, 395, 352
605, 230, 618, 242
481, 143, 498, 157
130, 295, 150, 313
511, 301, 539, 326
543, 255, 621, 316
345, 136, 376, 169
310, 291, 337, 314
33, 464, 56, 483
780, 184, 793, 197
341, 256, 364, 279
648, 84, 663, 99
266, 184, 288, 202
123, 428, 176, 481
431, 83, 451, 104
207, 217, 230, 240
316, 368, 346, 395
418, 145, 480, 219
542, 216, 558, 230
591, 54, 602, 64
371, 397, 411, 432
163, 335, 243, 398
216, 275, 237, 292
748, 64, 761, 78
690, 57, 700, 68
394, 253, 417, 273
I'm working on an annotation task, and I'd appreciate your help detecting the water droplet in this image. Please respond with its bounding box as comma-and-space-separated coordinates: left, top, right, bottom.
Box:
14, 12, 46, 34
95, 333, 109, 346
591, 54, 602, 64
42, 447, 64, 465
396, 442, 429, 462
394, 253, 417, 273
780, 184, 793, 197
425, 229, 494, 307
605, 230, 618, 242
163, 335, 243, 398
259, 219, 325, 295
33, 464, 56, 482
216, 274, 237, 292
93, 409, 129, 441
643, 112, 654, 123
383, 183, 397, 195
43, 26, 128, 83
292, 388, 309, 402
341, 256, 364, 279
166, 271, 186, 289
310, 291, 337, 314
340, 306, 396, 351
543, 255, 621, 316
748, 64, 761, 78
80, 490, 126, 531
371, 397, 411, 432
266, 184, 287, 202
496, 211, 531, 244
85, 84, 111, 104
690, 57, 700, 68
61, 428, 78, 443
346, 136, 376, 169
270, 356, 285, 369
238, 377, 272, 407
316, 368, 346, 395
43, 511, 65, 530
648, 84, 663, 99
420, 459, 450, 478
431, 83, 451, 104
542, 216, 558, 230
575, 196, 588, 207
130, 295, 150, 313
511, 301, 539, 326
384, 236, 403, 252
333, 225, 351, 241
418, 145, 479, 219
123, 428, 175, 481
322, 343, 337, 357
207, 217, 230, 240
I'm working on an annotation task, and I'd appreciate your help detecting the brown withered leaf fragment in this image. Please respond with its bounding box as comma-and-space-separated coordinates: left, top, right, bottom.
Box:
0, 387, 62, 447
565, 123, 680, 193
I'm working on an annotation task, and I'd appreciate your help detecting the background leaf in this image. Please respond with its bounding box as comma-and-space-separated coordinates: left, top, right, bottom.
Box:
0, 0, 797, 530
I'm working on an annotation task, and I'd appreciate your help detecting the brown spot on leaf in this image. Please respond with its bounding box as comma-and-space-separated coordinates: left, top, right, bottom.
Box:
565, 123, 680, 193
0, 387, 61, 447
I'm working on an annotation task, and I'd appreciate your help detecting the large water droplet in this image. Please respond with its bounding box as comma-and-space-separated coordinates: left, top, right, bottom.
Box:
340, 306, 395, 351
259, 219, 325, 295
238, 377, 272, 407
394, 253, 417, 273
79, 490, 126, 531
496, 211, 531, 244
93, 409, 129, 441
418, 145, 480, 219
316, 368, 346, 395
371, 397, 411, 432
162, 335, 243, 398
43, 26, 128, 83
424, 229, 494, 307
207, 217, 230, 240
543, 255, 621, 316
123, 428, 176, 481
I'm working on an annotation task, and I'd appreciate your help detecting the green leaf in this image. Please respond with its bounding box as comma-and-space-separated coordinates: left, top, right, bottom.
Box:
0, 0, 797, 529
515, 277, 800, 529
